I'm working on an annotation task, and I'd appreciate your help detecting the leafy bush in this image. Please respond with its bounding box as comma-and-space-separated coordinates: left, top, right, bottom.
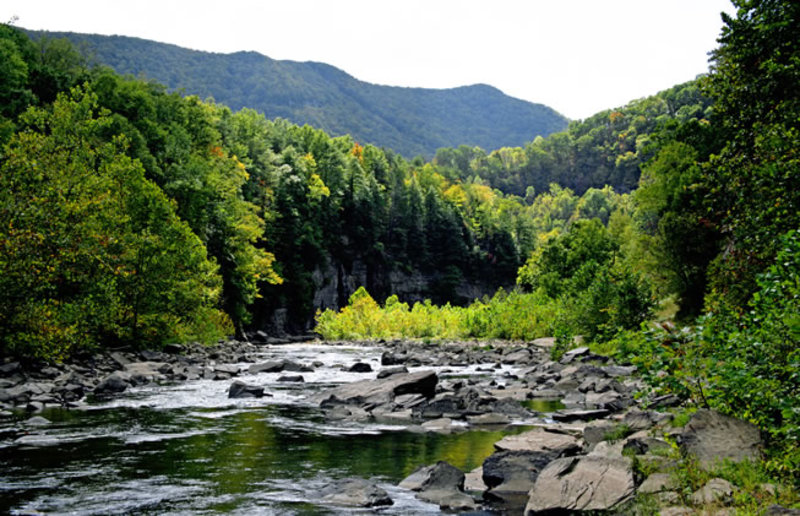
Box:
613, 230, 800, 484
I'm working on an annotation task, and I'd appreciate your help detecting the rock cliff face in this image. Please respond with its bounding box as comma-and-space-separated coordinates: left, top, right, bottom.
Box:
263, 257, 500, 335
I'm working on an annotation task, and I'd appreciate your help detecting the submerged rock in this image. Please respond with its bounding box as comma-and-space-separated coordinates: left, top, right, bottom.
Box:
319, 477, 393, 507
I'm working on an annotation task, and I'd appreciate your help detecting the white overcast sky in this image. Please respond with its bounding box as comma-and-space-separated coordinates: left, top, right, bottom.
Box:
3, 0, 735, 120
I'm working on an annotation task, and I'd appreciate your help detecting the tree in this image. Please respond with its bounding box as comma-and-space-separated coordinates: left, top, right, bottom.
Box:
703, 0, 800, 307
0, 87, 231, 360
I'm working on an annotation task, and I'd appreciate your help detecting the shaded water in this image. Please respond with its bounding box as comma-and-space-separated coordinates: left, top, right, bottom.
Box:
0, 343, 540, 514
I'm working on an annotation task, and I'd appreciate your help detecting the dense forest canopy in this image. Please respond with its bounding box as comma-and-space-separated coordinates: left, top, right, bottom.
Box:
23, 30, 570, 158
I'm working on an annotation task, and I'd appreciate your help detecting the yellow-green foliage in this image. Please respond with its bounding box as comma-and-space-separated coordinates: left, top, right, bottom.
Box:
315, 286, 557, 341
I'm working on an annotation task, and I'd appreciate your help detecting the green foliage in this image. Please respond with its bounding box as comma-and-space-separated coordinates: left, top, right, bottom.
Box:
434, 80, 712, 196
0, 87, 231, 360
518, 218, 654, 341
701, 0, 800, 308
612, 231, 800, 484
315, 287, 559, 342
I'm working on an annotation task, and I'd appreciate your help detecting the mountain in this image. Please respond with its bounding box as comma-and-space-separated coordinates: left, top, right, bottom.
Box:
25, 30, 569, 157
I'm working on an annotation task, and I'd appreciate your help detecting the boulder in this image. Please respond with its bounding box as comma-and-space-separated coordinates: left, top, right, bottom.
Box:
400, 461, 465, 492
494, 428, 580, 457
348, 362, 373, 373
678, 409, 762, 468
583, 419, 622, 446
94, 371, 131, 394
690, 477, 734, 505
227, 380, 266, 399
399, 461, 476, 511
277, 375, 304, 383
124, 362, 168, 384
525, 455, 634, 513
638, 472, 676, 494
482, 450, 556, 493
464, 466, 487, 491
316, 370, 437, 407
319, 478, 393, 507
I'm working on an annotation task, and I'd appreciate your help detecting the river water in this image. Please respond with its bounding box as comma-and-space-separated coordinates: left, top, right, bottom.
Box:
1, 343, 548, 514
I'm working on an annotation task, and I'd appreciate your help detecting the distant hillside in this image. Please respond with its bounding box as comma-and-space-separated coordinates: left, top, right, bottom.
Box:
26, 30, 569, 157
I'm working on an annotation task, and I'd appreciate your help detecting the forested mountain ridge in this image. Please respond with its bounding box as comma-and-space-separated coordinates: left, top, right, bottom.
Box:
23, 30, 569, 158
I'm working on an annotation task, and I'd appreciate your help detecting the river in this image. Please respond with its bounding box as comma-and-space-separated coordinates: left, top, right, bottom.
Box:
1, 342, 550, 514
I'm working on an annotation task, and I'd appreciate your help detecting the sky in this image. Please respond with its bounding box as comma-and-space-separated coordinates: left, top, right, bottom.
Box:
2, 0, 736, 120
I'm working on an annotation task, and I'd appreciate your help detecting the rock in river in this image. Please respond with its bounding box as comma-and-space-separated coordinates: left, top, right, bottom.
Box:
399, 461, 476, 511
315, 370, 438, 407
228, 380, 268, 399
320, 477, 393, 507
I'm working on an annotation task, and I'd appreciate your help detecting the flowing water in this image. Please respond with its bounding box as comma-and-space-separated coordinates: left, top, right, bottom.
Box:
0, 343, 543, 515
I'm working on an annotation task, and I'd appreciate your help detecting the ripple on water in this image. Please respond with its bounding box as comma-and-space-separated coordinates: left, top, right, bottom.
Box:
1, 342, 536, 514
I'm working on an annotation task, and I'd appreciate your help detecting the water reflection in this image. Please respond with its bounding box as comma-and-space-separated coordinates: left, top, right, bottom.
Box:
1, 404, 529, 514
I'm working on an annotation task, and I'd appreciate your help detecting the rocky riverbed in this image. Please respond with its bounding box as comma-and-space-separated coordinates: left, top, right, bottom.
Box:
0, 338, 776, 514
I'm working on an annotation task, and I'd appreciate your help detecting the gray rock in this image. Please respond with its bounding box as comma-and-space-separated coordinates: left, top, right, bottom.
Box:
399, 460, 465, 492
623, 436, 671, 456
248, 361, 285, 374
377, 366, 408, 379
583, 419, 622, 446
325, 405, 371, 421
494, 428, 580, 456
213, 364, 240, 376
690, 477, 734, 505
227, 380, 266, 398
24, 415, 51, 426
399, 461, 476, 511
525, 455, 634, 513
94, 371, 131, 394
678, 409, 762, 469
316, 370, 437, 407
348, 362, 373, 373
0, 361, 21, 375
638, 472, 676, 494
421, 418, 459, 434
319, 478, 393, 507
551, 408, 610, 422
466, 413, 511, 425
277, 375, 304, 382
482, 450, 555, 493
464, 466, 487, 492
417, 489, 476, 511
622, 409, 669, 431
280, 360, 314, 372
766, 506, 800, 516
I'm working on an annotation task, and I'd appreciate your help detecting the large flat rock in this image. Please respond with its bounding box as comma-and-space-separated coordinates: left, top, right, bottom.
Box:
494, 428, 580, 456
314, 370, 438, 407
525, 455, 634, 513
